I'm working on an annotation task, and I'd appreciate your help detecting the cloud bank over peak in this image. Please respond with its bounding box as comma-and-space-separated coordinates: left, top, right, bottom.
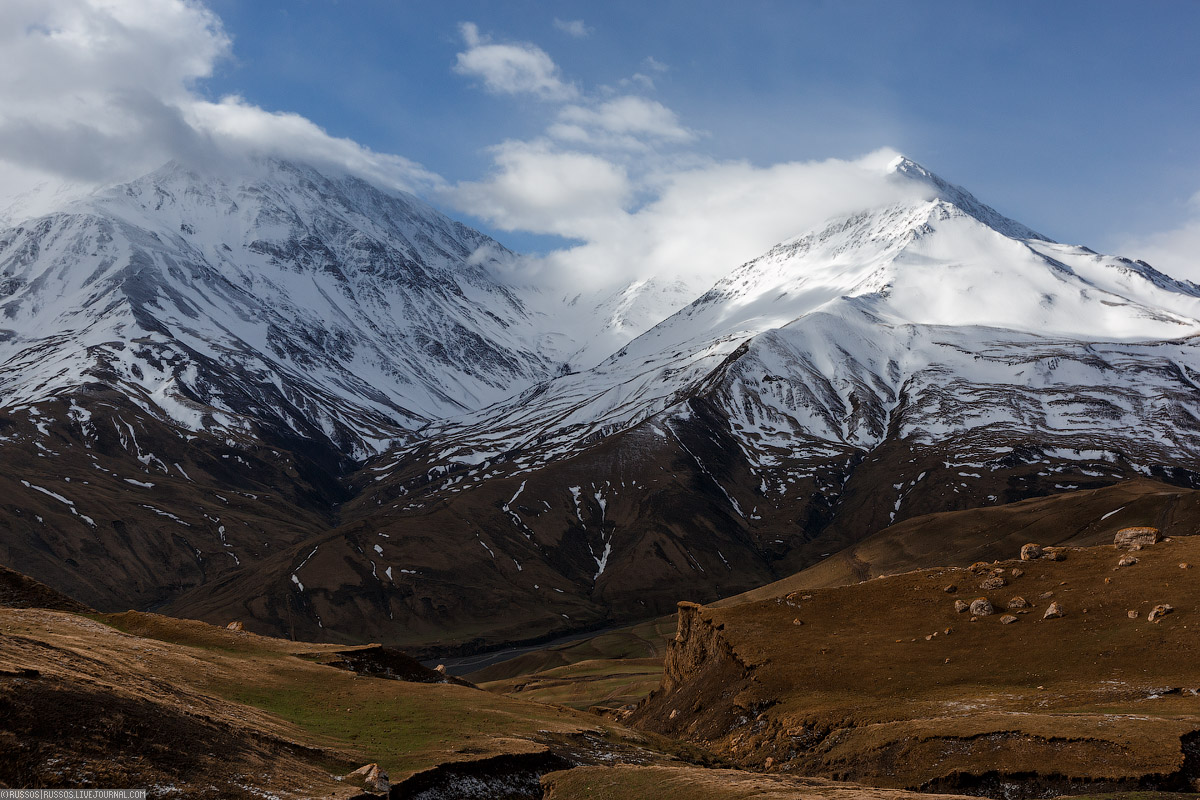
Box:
0, 0, 440, 210
445, 23, 926, 292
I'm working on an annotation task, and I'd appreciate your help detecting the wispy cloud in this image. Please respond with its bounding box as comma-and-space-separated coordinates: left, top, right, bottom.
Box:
453, 22, 578, 100
553, 18, 591, 38
1117, 190, 1200, 282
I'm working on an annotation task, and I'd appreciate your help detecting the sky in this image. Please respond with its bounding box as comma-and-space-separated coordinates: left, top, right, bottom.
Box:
1, 0, 1199, 287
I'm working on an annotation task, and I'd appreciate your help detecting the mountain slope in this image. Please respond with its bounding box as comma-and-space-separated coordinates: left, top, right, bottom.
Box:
0, 158, 565, 458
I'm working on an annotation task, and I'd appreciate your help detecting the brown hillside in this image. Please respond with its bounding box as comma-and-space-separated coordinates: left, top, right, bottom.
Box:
632, 534, 1200, 795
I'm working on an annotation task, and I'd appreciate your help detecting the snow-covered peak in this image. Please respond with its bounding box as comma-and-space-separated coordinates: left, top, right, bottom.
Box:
0, 157, 566, 456
886, 155, 1050, 242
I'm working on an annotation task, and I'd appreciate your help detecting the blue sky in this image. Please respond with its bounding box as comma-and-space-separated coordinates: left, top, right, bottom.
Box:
2, 1, 1198, 284
199, 0, 1200, 254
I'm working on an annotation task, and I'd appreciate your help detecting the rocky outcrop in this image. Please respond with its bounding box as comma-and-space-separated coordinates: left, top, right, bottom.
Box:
1115, 527, 1161, 550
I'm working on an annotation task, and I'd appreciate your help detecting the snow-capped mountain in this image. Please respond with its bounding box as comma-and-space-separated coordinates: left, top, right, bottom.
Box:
0, 159, 570, 457
407, 155, 1200, 469
5, 154, 1200, 653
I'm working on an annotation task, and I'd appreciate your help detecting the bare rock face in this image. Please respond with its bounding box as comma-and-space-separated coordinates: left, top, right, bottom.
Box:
1000, 615, 1018, 625
1147, 604, 1174, 623
969, 598, 994, 616
1043, 601, 1065, 619
1020, 543, 1044, 561
1114, 527, 1161, 550
225, 621, 244, 631
954, 599, 969, 613
980, 576, 1007, 590
1118, 554, 1139, 567
1007, 596, 1030, 609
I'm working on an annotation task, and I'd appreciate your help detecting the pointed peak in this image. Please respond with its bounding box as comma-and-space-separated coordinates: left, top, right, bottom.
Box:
882, 155, 1052, 243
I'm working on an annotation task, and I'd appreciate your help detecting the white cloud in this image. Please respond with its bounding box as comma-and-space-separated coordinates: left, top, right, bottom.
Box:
0, 0, 439, 205
453, 22, 578, 100
553, 18, 591, 38
446, 140, 631, 238
447, 25, 920, 294
550, 96, 695, 149
1118, 190, 1200, 282
447, 145, 929, 292
642, 56, 669, 73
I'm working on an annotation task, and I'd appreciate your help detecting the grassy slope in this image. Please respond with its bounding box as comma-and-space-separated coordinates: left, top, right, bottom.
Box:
0, 605, 670, 795
632, 534, 1200, 788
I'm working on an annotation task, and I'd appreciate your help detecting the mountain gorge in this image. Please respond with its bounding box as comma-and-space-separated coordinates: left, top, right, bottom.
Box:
2, 155, 1199, 655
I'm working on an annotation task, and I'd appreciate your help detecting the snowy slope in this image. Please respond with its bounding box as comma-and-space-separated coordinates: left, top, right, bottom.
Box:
0, 159, 570, 456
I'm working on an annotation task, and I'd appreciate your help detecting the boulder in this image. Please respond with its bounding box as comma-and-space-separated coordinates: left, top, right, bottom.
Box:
1007, 596, 1030, 609
1147, 604, 1174, 623
954, 599, 969, 613
969, 597, 994, 616
1114, 527, 1160, 550
1020, 543, 1043, 561
346, 763, 389, 792
1043, 548, 1066, 561
980, 576, 1007, 590
1117, 554, 1139, 567
1000, 615, 1018, 625
1043, 601, 1064, 619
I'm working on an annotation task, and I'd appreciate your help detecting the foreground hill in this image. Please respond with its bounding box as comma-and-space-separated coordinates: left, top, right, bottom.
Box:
631, 532, 1200, 794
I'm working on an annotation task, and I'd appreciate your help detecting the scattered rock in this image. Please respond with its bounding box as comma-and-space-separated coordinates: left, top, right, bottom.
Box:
792, 618, 804, 626
1020, 543, 1043, 561
1181, 563, 1191, 570
980, 576, 1007, 590
1011, 568, 1024, 578
434, 664, 446, 674
943, 584, 958, 594
1000, 615, 1018, 625
1039, 591, 1054, 599
969, 561, 992, 573
1148, 604, 1174, 623
1043, 601, 1065, 619
764, 756, 774, 769
1044, 548, 1066, 561
969, 597, 994, 616
346, 763, 389, 792
225, 621, 244, 631
1007, 596, 1030, 609
1114, 527, 1160, 550
1128, 610, 1140, 619
954, 599, 969, 613
1118, 554, 1139, 567
669, 709, 679, 720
